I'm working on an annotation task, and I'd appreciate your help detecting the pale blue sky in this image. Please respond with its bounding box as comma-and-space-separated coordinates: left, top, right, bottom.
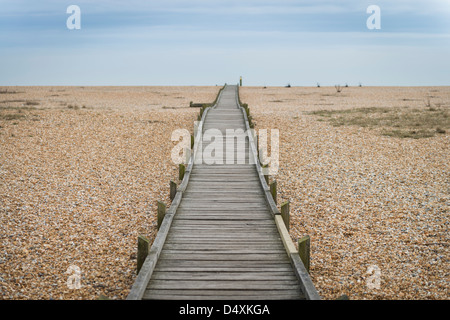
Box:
0, 0, 449, 86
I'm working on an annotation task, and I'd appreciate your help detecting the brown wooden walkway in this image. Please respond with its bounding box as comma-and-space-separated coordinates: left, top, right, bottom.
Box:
127, 85, 320, 300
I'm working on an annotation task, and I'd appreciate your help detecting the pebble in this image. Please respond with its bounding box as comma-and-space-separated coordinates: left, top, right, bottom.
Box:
241, 86, 449, 300
0, 86, 218, 300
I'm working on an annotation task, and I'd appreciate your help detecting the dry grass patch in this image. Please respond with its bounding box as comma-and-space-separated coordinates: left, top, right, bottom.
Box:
0, 113, 26, 121
308, 106, 449, 138
0, 104, 39, 121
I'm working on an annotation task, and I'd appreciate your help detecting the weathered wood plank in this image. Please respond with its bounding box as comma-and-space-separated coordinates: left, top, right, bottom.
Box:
158, 253, 289, 261
153, 266, 296, 272
175, 210, 272, 215
156, 260, 292, 267
161, 244, 286, 251
171, 223, 275, 228
151, 271, 298, 280
168, 226, 277, 235
147, 280, 301, 290
168, 228, 278, 234
173, 216, 273, 221
143, 294, 301, 300
143, 289, 303, 300
161, 249, 285, 255
180, 198, 266, 204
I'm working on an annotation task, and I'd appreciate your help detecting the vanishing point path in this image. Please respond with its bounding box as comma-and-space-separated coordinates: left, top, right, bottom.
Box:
127, 85, 320, 300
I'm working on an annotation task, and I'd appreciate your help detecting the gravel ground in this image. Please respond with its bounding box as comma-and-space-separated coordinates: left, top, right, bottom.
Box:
0, 86, 218, 300
1, 85, 448, 300
240, 86, 449, 300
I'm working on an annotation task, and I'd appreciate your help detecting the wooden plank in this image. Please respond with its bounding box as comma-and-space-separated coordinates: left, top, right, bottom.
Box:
143, 289, 303, 300
165, 236, 281, 242
190, 170, 257, 175
274, 215, 297, 254
186, 183, 259, 192
180, 198, 266, 204
191, 166, 255, 170
185, 183, 264, 188
168, 228, 278, 234
164, 238, 283, 244
143, 294, 301, 300
151, 272, 298, 281
168, 226, 277, 232
178, 203, 269, 208
170, 219, 275, 224
175, 211, 271, 216
173, 216, 273, 221
188, 178, 260, 182
178, 206, 269, 211
161, 244, 286, 251
163, 241, 281, 247
163, 238, 279, 244
147, 280, 301, 290
189, 175, 257, 180
166, 229, 279, 235
170, 222, 276, 228
176, 209, 272, 214
153, 266, 296, 273
158, 253, 289, 261
161, 249, 285, 255
167, 230, 280, 235
156, 260, 292, 267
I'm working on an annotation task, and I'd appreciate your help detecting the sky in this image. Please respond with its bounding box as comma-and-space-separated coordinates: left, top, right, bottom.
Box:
0, 0, 449, 86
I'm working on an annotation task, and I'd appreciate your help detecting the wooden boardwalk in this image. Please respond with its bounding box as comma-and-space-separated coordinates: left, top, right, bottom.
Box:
127, 85, 320, 300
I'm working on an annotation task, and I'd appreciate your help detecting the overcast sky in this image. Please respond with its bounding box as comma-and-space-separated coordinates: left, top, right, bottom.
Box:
0, 0, 449, 86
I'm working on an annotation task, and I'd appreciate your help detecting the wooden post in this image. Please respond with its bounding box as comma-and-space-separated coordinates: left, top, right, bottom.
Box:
200, 105, 207, 118
281, 201, 290, 231
270, 180, 277, 205
157, 201, 166, 230
170, 180, 177, 201
185, 147, 191, 164
179, 163, 185, 181
263, 164, 269, 186
256, 132, 259, 157
243, 104, 249, 116
137, 235, 149, 274
298, 235, 311, 273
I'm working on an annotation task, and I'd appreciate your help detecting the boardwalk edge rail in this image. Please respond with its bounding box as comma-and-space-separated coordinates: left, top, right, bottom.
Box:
235, 85, 321, 301
126, 86, 224, 300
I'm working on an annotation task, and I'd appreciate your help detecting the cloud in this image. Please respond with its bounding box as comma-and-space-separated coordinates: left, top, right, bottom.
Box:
0, 0, 448, 85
